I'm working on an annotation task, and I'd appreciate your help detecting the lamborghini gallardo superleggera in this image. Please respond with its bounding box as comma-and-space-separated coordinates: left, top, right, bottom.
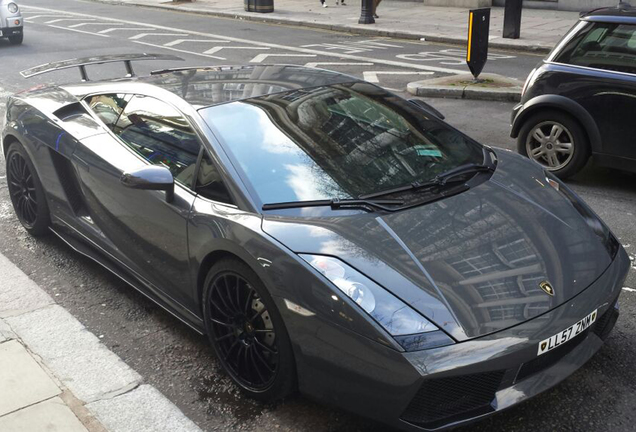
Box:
2, 54, 629, 431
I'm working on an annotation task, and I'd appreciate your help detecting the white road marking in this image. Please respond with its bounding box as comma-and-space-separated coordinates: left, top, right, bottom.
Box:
48, 24, 110, 37
45, 18, 95, 24
164, 39, 230, 47
24, 14, 74, 20
129, 32, 188, 40
305, 61, 374, 68
98, 27, 156, 34
363, 71, 434, 83
132, 40, 226, 60
355, 40, 403, 48
302, 43, 374, 54
251, 53, 316, 63
204, 46, 269, 55
20, 4, 466, 74
68, 22, 126, 28
623, 287, 636, 292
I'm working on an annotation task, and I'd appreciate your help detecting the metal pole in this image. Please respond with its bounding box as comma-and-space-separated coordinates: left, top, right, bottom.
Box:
359, 0, 375, 24
503, 0, 523, 39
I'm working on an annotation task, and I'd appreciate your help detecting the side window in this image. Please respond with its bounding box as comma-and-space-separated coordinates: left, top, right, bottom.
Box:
113, 95, 201, 187
195, 151, 234, 205
86, 94, 128, 131
555, 22, 636, 74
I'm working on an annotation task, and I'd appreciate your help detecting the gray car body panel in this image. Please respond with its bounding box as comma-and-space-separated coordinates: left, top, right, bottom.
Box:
2, 64, 629, 431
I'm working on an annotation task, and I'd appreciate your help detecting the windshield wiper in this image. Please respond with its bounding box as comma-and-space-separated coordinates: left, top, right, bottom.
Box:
262, 198, 404, 212
359, 162, 494, 200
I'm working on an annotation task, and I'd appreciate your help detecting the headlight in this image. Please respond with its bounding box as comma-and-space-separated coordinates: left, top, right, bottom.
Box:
301, 254, 454, 351
7, 2, 19, 13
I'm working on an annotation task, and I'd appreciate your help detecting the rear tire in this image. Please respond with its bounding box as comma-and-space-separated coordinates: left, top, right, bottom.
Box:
202, 258, 296, 401
518, 110, 590, 179
6, 141, 50, 236
8, 34, 23, 45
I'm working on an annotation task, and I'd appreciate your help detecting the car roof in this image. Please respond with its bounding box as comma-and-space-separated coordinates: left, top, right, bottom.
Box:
126, 64, 361, 108
581, 3, 636, 21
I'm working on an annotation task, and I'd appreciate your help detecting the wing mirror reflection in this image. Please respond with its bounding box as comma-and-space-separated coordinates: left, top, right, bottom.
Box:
121, 166, 174, 203
408, 99, 445, 120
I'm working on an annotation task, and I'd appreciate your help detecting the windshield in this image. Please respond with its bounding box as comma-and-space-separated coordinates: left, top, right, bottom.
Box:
199, 82, 484, 205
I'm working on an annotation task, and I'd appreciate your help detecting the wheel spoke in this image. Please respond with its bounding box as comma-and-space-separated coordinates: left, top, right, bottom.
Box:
555, 142, 572, 154
547, 152, 560, 167
209, 296, 232, 318
252, 344, 275, 373
254, 337, 278, 355
532, 128, 546, 143
249, 346, 268, 384
530, 147, 544, 158
549, 124, 563, 141
209, 317, 234, 327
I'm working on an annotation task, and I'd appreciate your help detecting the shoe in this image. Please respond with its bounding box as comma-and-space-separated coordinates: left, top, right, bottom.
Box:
322, 3, 328, 6
341, 1, 347, 4
373, 13, 379, 18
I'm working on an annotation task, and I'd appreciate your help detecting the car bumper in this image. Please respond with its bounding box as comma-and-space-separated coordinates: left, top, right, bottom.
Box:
289, 246, 629, 431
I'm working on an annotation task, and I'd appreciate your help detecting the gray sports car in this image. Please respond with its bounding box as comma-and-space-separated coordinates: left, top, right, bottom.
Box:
2, 54, 629, 431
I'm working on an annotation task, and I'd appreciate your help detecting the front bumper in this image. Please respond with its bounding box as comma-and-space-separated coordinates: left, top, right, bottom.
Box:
291, 247, 629, 431
1, 13, 23, 37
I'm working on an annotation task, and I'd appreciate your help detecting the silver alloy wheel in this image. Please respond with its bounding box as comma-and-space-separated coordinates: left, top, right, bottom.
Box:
525, 121, 574, 171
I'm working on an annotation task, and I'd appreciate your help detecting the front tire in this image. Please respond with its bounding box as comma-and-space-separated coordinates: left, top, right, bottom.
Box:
518, 110, 590, 179
8, 34, 23, 45
203, 258, 296, 401
6, 141, 50, 236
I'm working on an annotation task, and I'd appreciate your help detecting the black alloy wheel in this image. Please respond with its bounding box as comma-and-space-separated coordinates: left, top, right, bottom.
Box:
203, 259, 296, 400
6, 142, 50, 235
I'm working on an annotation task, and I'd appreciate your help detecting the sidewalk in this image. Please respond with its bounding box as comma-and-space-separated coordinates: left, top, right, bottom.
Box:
0, 253, 201, 432
94, 0, 582, 53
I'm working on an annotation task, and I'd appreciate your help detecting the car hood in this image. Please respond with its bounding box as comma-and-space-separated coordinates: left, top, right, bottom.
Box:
261, 149, 614, 341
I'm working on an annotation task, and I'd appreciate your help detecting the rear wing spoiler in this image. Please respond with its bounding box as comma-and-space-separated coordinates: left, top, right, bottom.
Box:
20, 53, 185, 81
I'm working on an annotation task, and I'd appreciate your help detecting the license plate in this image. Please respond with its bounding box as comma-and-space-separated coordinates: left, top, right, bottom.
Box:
537, 309, 597, 356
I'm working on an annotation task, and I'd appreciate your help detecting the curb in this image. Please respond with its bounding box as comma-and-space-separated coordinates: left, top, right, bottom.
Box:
407, 82, 521, 102
407, 73, 522, 102
86, 0, 553, 54
0, 252, 202, 432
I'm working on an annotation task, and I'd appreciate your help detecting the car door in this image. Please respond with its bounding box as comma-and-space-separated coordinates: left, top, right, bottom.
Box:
553, 21, 636, 160
75, 93, 200, 313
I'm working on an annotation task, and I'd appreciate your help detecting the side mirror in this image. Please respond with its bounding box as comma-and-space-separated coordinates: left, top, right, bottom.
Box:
408, 99, 445, 120
121, 165, 174, 203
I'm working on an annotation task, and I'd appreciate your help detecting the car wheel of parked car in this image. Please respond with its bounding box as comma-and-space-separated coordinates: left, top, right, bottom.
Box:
8, 34, 23, 45
6, 141, 50, 236
203, 258, 296, 401
518, 111, 590, 178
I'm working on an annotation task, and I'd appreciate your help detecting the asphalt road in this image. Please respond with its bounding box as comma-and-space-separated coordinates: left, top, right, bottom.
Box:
0, 1, 635, 431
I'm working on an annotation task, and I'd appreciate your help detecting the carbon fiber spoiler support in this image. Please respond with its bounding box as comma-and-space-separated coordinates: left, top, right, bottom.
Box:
20, 53, 185, 81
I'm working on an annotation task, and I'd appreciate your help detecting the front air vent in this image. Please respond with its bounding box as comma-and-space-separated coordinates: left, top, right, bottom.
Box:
401, 370, 505, 429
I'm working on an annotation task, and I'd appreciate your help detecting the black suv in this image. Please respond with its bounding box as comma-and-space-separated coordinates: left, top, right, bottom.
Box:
511, 3, 636, 178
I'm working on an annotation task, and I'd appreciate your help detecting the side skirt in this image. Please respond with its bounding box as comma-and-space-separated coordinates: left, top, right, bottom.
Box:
49, 221, 205, 335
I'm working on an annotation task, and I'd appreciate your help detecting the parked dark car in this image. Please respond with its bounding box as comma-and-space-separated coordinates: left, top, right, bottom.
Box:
3, 55, 630, 431
511, 3, 636, 178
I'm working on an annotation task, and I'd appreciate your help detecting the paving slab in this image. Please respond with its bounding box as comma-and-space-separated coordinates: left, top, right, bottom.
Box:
0, 397, 88, 432
87, 385, 202, 432
5, 306, 142, 403
0, 340, 61, 417
0, 253, 54, 318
